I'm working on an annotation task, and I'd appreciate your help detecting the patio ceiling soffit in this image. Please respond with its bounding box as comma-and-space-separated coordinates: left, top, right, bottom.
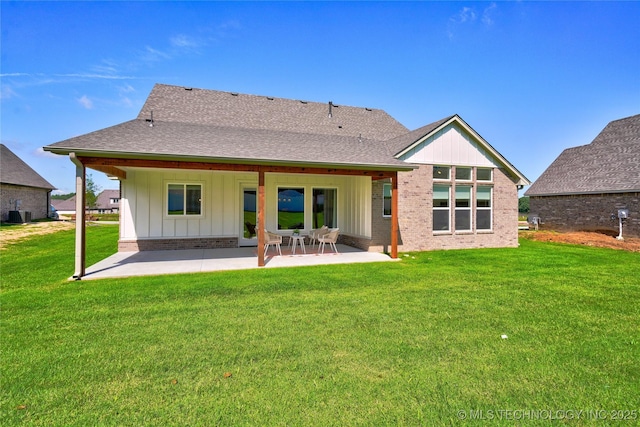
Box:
75, 155, 405, 180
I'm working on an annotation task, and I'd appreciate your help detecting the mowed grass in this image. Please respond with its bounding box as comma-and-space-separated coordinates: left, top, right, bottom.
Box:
1, 225, 639, 426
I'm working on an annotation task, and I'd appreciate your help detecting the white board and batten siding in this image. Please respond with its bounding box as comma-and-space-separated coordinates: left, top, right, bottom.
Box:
400, 123, 499, 168
120, 168, 373, 241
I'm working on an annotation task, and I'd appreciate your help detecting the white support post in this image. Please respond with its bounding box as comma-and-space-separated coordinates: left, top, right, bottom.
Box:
70, 153, 86, 279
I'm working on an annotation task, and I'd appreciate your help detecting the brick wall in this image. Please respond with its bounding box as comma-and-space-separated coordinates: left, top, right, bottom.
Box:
1, 184, 50, 221
529, 192, 639, 238
119, 237, 238, 251
369, 165, 520, 252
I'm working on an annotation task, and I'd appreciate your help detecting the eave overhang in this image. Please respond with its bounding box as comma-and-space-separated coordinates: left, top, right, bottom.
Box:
395, 115, 531, 186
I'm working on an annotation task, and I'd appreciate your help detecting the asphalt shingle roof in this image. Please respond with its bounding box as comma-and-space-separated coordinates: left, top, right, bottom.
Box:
525, 114, 640, 196
137, 84, 409, 141
46, 84, 414, 170
44, 83, 528, 180
1, 144, 55, 190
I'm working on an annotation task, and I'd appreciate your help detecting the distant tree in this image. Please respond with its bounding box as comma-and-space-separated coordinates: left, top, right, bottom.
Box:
518, 196, 530, 213
51, 193, 75, 200
86, 174, 101, 210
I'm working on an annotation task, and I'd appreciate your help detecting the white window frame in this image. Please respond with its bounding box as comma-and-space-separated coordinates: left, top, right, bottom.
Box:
433, 165, 451, 181
382, 183, 392, 218
277, 186, 306, 231
433, 184, 451, 233
311, 186, 338, 229
455, 166, 473, 182
476, 186, 493, 231
165, 182, 203, 218
454, 185, 472, 233
476, 167, 493, 182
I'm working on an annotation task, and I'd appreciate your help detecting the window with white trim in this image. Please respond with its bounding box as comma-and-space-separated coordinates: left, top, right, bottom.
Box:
455, 167, 472, 181
167, 183, 202, 216
433, 166, 450, 180
382, 183, 392, 217
433, 185, 450, 231
455, 185, 472, 232
432, 166, 495, 234
476, 186, 492, 230
477, 168, 492, 181
312, 188, 337, 228
278, 187, 305, 230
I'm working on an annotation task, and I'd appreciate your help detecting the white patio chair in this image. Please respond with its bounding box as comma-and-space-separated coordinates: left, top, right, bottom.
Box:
318, 228, 339, 254
308, 225, 329, 247
263, 229, 282, 256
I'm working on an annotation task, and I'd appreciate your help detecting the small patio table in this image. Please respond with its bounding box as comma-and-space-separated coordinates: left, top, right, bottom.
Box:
290, 235, 306, 255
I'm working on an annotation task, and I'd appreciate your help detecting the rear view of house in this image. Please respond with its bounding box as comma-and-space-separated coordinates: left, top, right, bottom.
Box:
526, 114, 640, 237
44, 84, 529, 278
1, 144, 56, 222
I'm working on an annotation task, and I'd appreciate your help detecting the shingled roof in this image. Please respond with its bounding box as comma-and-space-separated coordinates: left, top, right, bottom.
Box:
45, 84, 414, 171
525, 114, 640, 196
1, 144, 55, 190
44, 83, 528, 179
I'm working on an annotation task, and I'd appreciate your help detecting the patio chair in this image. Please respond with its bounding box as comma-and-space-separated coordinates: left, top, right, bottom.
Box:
309, 225, 329, 247
245, 221, 256, 237
263, 229, 283, 256
318, 228, 340, 254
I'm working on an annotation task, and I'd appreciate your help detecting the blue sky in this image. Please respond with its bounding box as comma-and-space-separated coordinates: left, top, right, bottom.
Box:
2, 1, 639, 195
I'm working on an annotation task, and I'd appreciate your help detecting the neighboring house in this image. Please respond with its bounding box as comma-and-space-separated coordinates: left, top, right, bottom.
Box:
95, 189, 121, 213
52, 189, 121, 216
51, 196, 77, 217
44, 83, 529, 276
1, 144, 56, 222
525, 114, 639, 238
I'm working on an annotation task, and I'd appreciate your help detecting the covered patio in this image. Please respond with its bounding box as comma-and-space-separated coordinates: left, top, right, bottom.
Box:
82, 244, 396, 280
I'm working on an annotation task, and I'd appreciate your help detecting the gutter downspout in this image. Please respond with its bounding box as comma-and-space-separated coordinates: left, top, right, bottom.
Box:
70, 153, 86, 279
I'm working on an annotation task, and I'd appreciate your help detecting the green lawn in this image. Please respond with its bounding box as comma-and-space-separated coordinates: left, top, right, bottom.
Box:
1, 225, 639, 426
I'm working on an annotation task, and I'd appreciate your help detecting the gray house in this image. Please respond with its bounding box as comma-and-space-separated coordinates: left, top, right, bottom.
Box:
525, 114, 640, 237
44, 84, 529, 277
1, 144, 56, 222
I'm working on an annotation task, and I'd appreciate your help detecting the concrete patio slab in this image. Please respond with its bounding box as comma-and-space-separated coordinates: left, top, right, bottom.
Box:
82, 244, 395, 280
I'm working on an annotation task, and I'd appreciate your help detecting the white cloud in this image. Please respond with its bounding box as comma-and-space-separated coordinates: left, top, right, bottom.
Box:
483, 3, 498, 26
141, 45, 172, 62
458, 7, 477, 23
171, 34, 199, 48
77, 95, 93, 109
1, 85, 18, 100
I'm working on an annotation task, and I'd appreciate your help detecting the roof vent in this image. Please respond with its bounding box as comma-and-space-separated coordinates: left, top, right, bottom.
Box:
328, 101, 333, 118
266, 97, 274, 100
146, 110, 154, 127
299, 100, 308, 104
230, 92, 239, 96
184, 87, 193, 91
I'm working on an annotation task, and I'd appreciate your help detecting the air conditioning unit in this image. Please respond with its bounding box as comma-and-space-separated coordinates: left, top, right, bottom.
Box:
8, 210, 31, 223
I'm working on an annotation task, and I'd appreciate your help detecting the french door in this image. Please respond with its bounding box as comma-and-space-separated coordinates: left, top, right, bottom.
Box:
239, 187, 257, 246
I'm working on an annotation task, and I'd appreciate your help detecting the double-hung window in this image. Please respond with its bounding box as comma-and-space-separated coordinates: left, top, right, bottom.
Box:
455, 186, 472, 232
432, 166, 494, 234
167, 183, 202, 216
433, 185, 451, 232
476, 186, 492, 230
